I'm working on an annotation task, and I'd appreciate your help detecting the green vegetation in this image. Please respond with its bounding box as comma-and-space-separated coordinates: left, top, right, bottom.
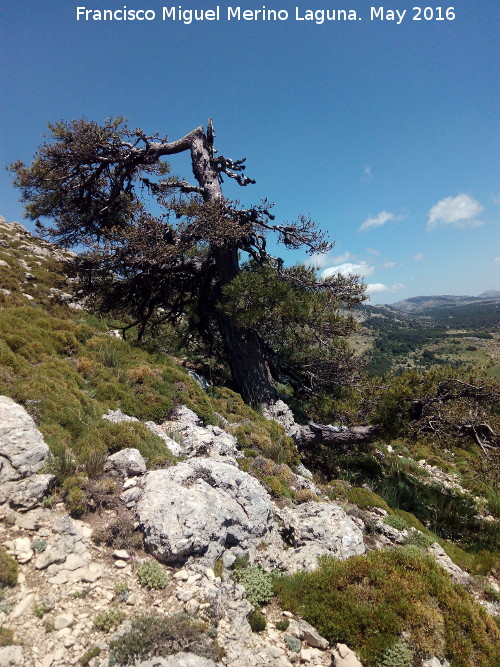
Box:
248, 609, 267, 632
109, 612, 224, 664
136, 560, 169, 589
275, 619, 289, 631
92, 609, 125, 632
383, 515, 408, 531
283, 634, 301, 653
0, 547, 18, 588
274, 547, 500, 667
232, 566, 276, 607
33, 604, 51, 618
0, 627, 15, 647
346, 487, 390, 511
80, 647, 101, 666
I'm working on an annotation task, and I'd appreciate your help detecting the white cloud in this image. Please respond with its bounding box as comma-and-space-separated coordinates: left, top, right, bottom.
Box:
361, 165, 373, 182
359, 211, 396, 232
322, 261, 374, 280
331, 251, 354, 264
303, 252, 330, 269
494, 257, 500, 263
366, 283, 388, 294
427, 194, 484, 229
366, 282, 406, 296
383, 260, 397, 269
304, 250, 354, 269
414, 252, 424, 261
367, 247, 381, 256
492, 195, 500, 204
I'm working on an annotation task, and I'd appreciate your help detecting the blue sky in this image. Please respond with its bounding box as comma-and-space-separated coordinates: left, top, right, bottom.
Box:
1, 1, 498, 303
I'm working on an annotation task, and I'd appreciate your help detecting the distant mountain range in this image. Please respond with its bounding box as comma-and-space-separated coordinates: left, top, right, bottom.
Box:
354, 290, 500, 333
388, 291, 500, 314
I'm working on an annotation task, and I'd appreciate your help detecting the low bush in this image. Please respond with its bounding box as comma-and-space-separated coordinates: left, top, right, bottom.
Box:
136, 560, 169, 589
92, 515, 143, 550
274, 546, 499, 666
346, 487, 390, 511
248, 609, 267, 632
0, 547, 19, 588
233, 566, 275, 607
80, 646, 101, 666
109, 612, 224, 664
383, 515, 408, 531
93, 608, 125, 632
275, 619, 289, 631
0, 627, 14, 647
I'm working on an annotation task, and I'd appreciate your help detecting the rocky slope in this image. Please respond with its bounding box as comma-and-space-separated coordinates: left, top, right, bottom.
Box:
0, 218, 498, 667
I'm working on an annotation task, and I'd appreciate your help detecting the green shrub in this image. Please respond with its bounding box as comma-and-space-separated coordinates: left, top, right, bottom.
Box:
80, 646, 101, 666
136, 560, 169, 589
275, 619, 289, 631
44, 619, 55, 633
347, 487, 390, 511
404, 530, 434, 549
248, 609, 267, 632
377, 639, 413, 667
76, 421, 175, 468
92, 516, 143, 550
233, 567, 275, 607
0, 547, 18, 587
274, 546, 500, 666
93, 609, 125, 632
109, 612, 224, 664
32, 538, 48, 554
383, 515, 408, 531
284, 634, 300, 652
0, 627, 14, 647
33, 604, 50, 618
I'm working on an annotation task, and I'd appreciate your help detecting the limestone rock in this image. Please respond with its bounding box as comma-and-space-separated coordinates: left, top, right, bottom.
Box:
160, 406, 240, 460
0, 474, 55, 510
11, 537, 33, 563
422, 658, 450, 667
135, 653, 217, 667
53, 613, 74, 630
103, 408, 139, 424
136, 457, 274, 565
144, 420, 184, 457
295, 619, 329, 649
277, 502, 365, 572
104, 448, 146, 477
0, 646, 24, 666
426, 542, 470, 586
0, 396, 51, 482
331, 643, 363, 667
261, 399, 300, 437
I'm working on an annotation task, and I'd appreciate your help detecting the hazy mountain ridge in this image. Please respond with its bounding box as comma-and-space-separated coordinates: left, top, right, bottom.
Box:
388, 292, 500, 314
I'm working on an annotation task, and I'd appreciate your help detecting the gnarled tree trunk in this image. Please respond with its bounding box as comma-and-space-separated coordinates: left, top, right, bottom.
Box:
167, 125, 278, 406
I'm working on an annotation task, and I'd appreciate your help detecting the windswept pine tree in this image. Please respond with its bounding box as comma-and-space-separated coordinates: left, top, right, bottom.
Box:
11, 118, 366, 407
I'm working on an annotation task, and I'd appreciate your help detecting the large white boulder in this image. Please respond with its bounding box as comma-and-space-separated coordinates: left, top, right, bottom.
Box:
0, 396, 51, 482
276, 502, 365, 573
136, 457, 274, 565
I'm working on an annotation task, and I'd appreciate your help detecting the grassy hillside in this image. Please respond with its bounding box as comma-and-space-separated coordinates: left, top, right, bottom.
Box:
0, 217, 499, 666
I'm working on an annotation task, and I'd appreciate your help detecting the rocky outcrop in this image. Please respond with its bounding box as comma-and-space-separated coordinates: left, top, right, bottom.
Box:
159, 406, 241, 461
275, 502, 365, 573
104, 448, 146, 478
0, 397, 51, 482
135, 458, 274, 565
0, 396, 54, 509
331, 643, 363, 667
136, 655, 217, 667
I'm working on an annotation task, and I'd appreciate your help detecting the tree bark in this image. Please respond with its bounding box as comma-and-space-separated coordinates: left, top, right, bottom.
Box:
293, 423, 379, 451
169, 125, 278, 406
